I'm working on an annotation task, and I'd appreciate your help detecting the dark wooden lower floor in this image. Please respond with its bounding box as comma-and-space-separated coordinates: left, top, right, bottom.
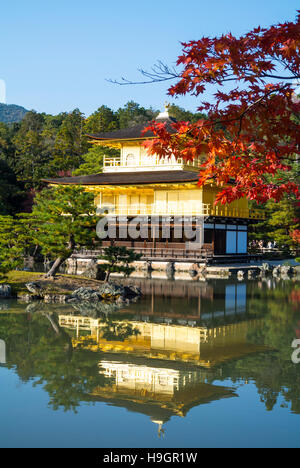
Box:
97, 217, 250, 256
75, 244, 263, 264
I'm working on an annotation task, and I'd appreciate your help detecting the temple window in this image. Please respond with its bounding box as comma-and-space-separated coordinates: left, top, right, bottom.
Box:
126, 154, 135, 166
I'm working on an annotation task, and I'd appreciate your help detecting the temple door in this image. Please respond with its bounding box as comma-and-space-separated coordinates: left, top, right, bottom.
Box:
214, 229, 226, 254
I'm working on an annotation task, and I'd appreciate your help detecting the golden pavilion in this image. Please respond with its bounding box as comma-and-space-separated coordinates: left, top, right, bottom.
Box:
45, 105, 264, 260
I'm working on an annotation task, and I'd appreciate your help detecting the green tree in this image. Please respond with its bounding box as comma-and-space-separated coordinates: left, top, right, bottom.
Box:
168, 104, 206, 123
98, 246, 142, 282
52, 109, 88, 173
249, 160, 300, 250
0, 216, 24, 280
0, 122, 16, 167
12, 111, 52, 189
0, 160, 24, 215
117, 101, 156, 128
72, 146, 119, 176
12, 110, 90, 188
29, 186, 98, 277
84, 105, 119, 134
250, 197, 300, 249
268, 198, 300, 249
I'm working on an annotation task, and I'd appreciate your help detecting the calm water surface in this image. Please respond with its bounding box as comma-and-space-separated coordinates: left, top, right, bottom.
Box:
0, 278, 300, 448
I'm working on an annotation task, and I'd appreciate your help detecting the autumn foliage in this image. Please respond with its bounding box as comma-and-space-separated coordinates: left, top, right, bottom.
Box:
291, 229, 300, 245
143, 13, 300, 204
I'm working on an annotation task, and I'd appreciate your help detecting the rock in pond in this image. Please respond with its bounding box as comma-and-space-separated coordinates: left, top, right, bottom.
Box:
280, 265, 294, 276
0, 285, 12, 298
272, 266, 281, 277
247, 269, 258, 279
66, 282, 142, 304
237, 270, 245, 281
71, 301, 126, 317
25, 282, 45, 297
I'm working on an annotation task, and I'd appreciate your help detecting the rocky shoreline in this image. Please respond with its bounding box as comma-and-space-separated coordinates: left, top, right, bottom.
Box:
0, 262, 298, 303
0, 280, 142, 306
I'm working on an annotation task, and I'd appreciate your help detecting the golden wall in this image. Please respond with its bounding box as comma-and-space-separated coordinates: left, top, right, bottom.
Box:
90, 184, 261, 219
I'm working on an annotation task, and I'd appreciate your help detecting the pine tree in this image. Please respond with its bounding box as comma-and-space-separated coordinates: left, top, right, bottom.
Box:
0, 160, 25, 215
0, 216, 24, 281
52, 109, 87, 173
117, 101, 156, 129
29, 186, 98, 277
84, 105, 119, 134
72, 146, 119, 176
98, 246, 142, 282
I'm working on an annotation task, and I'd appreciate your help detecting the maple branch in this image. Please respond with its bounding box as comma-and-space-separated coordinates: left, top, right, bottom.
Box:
235, 83, 289, 135
108, 61, 180, 86
110, 57, 300, 87
260, 73, 300, 80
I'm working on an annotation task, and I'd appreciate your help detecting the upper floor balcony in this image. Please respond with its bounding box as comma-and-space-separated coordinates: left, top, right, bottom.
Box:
103, 154, 202, 173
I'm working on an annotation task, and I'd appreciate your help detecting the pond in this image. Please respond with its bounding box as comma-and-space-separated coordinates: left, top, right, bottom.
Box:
0, 277, 300, 448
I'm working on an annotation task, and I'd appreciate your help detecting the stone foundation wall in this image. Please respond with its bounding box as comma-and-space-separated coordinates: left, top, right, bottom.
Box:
66, 257, 207, 274
66, 257, 227, 281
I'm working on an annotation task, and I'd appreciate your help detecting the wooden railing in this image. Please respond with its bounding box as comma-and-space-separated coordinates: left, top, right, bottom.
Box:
103, 157, 121, 167
103, 203, 211, 216
98, 202, 265, 219
210, 207, 264, 219
74, 246, 214, 261
131, 247, 213, 261
103, 155, 202, 169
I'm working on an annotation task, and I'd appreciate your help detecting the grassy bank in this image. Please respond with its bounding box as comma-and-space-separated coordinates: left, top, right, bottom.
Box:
5, 271, 104, 296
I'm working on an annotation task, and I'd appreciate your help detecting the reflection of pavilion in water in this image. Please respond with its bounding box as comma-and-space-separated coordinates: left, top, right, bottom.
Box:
121, 279, 248, 325
58, 280, 268, 435
59, 314, 266, 368
59, 281, 266, 368
89, 358, 236, 435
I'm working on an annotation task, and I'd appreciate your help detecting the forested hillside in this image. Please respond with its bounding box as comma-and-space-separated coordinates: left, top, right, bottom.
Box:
0, 103, 28, 123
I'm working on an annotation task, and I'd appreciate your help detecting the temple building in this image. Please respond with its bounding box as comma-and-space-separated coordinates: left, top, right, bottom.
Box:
45, 105, 264, 260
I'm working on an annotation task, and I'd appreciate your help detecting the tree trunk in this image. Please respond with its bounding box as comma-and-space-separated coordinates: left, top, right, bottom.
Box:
45, 257, 66, 278
44, 313, 61, 335
45, 236, 76, 278
44, 313, 73, 359
104, 270, 110, 283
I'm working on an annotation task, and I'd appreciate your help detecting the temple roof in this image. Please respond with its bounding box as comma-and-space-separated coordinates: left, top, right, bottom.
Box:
86, 116, 177, 142
43, 170, 199, 186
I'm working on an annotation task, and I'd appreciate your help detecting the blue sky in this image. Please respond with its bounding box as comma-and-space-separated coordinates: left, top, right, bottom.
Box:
1, 0, 298, 116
